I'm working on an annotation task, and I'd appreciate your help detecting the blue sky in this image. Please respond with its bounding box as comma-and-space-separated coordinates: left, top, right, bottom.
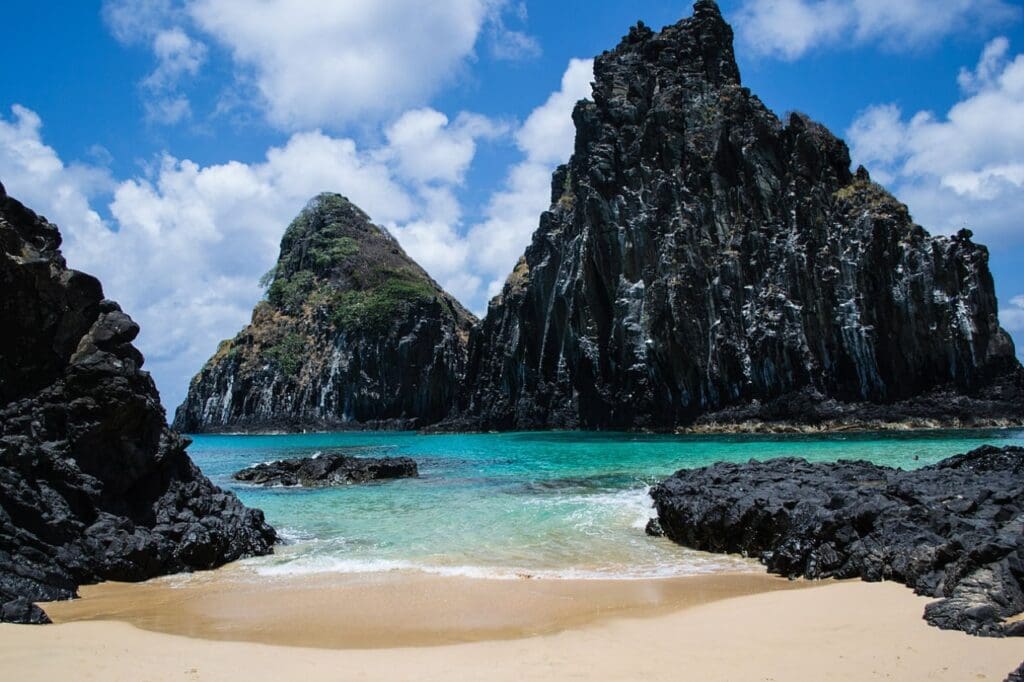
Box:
2, 0, 1023, 412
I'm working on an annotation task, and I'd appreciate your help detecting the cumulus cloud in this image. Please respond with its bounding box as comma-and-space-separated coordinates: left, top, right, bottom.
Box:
102, 0, 540, 130
0, 106, 112, 235
186, 0, 492, 130
0, 56, 590, 411
847, 37, 1024, 241
734, 0, 1022, 60
384, 109, 507, 186
0, 104, 482, 410
383, 59, 592, 306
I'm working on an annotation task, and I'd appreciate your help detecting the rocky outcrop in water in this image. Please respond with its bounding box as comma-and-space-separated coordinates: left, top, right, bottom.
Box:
234, 453, 418, 487
174, 194, 476, 433
452, 0, 1023, 431
0, 184, 276, 624
649, 445, 1024, 637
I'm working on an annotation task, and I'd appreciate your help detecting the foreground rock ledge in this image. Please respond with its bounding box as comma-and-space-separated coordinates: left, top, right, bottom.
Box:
649, 445, 1024, 637
0, 186, 276, 624
234, 453, 418, 487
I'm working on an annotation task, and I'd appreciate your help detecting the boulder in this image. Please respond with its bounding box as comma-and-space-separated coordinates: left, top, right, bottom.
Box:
650, 445, 1024, 637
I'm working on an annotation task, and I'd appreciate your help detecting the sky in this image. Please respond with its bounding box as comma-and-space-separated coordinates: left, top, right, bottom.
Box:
1, 0, 1023, 413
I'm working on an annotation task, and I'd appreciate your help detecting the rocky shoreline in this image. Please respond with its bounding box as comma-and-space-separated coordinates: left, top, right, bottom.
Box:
678, 417, 1024, 435
649, 445, 1024, 638
233, 453, 418, 487
0, 186, 276, 624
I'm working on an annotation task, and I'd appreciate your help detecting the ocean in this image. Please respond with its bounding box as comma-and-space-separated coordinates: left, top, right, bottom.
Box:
187, 429, 1024, 581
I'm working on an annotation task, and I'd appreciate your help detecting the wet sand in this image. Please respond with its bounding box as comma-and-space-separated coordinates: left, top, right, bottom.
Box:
2, 578, 1022, 681
40, 568, 803, 648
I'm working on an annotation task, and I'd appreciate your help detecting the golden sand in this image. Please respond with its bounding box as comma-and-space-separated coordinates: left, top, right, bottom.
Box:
0, 572, 1019, 681
41, 568, 802, 648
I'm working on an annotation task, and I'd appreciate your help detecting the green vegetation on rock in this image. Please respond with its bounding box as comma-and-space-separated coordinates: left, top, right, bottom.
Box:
330, 270, 438, 334
256, 194, 457, 338
265, 331, 306, 377
267, 270, 315, 313
276, 194, 365, 278
311, 236, 359, 270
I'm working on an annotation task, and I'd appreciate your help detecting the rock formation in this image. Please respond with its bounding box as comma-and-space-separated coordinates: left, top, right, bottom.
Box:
174, 193, 476, 433
233, 453, 418, 487
0, 185, 276, 624
453, 0, 1023, 431
649, 445, 1024, 637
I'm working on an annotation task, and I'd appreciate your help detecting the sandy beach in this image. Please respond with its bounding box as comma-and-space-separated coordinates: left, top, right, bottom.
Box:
1, 572, 1021, 681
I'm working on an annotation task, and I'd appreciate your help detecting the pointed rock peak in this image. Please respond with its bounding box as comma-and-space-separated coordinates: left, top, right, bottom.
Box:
693, 0, 723, 18
174, 192, 477, 433
303, 192, 373, 226
261, 193, 476, 333
596, 0, 740, 108
271, 193, 394, 284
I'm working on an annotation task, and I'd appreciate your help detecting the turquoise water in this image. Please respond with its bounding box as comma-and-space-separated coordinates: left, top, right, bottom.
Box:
187, 429, 1024, 580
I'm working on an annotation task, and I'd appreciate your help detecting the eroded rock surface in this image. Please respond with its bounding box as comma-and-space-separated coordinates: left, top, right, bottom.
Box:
174, 194, 476, 433
649, 445, 1024, 637
233, 453, 418, 487
454, 0, 1023, 431
0, 187, 276, 623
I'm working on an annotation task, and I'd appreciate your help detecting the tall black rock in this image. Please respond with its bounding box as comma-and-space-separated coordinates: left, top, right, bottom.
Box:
0, 184, 276, 624
457, 1, 1023, 431
174, 193, 476, 433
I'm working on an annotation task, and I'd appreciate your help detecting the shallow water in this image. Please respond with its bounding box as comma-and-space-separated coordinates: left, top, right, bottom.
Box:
187, 428, 1024, 580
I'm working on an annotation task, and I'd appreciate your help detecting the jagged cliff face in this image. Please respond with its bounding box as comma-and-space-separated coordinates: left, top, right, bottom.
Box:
0, 183, 276, 623
174, 194, 476, 432
460, 0, 1022, 430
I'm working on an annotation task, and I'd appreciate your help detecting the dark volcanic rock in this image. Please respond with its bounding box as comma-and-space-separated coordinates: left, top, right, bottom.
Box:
173, 193, 476, 434
233, 453, 418, 487
1007, 662, 1024, 682
454, 1, 1023, 431
0, 189, 276, 623
649, 445, 1024, 637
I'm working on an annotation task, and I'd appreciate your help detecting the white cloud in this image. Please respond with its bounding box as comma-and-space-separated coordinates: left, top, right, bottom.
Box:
103, 1, 540, 130
847, 39, 1024, 338
487, 2, 541, 61
145, 95, 193, 125
143, 28, 206, 91
958, 36, 1011, 93
0, 103, 475, 411
734, 0, 849, 60
103, 1, 207, 126
385, 58, 594, 311
384, 109, 507, 186
847, 38, 1024, 243
734, 0, 1022, 60
0, 56, 590, 411
0, 106, 112, 236
102, 0, 179, 42
464, 57, 593, 298
1002, 295, 1024, 332
489, 28, 542, 61
186, 0, 493, 130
